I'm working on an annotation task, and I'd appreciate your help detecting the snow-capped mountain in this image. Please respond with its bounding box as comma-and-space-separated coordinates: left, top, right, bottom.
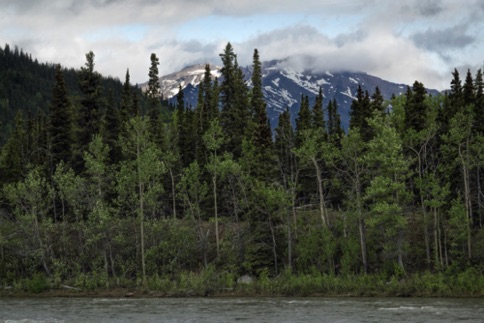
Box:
147, 59, 437, 129
140, 64, 222, 99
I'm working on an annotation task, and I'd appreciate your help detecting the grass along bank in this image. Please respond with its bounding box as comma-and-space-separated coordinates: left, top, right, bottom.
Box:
2, 267, 483, 298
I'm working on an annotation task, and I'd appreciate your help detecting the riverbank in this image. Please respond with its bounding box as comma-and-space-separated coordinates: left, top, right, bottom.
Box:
2, 269, 483, 298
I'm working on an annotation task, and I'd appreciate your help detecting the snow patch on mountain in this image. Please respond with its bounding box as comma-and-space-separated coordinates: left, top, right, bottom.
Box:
341, 86, 356, 100
147, 58, 440, 130
142, 63, 222, 99
280, 68, 322, 95
349, 77, 359, 84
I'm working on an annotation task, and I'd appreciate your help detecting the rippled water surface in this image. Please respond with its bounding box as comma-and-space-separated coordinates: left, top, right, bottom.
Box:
1, 297, 483, 322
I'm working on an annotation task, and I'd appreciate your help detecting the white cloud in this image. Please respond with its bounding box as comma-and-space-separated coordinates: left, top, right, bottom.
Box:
0, 0, 483, 90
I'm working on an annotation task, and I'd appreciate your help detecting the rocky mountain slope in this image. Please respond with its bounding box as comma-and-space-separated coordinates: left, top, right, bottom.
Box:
147, 58, 438, 129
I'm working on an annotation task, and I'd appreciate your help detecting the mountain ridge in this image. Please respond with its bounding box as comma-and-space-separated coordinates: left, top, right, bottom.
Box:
150, 58, 440, 129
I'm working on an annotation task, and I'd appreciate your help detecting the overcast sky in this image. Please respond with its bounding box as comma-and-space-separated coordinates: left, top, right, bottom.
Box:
2, 0, 483, 90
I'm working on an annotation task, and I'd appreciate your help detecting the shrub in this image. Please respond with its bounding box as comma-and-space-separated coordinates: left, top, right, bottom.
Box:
25, 273, 50, 293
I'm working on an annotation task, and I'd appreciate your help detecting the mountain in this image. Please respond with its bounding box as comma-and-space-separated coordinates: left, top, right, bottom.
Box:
140, 64, 222, 99
152, 58, 439, 129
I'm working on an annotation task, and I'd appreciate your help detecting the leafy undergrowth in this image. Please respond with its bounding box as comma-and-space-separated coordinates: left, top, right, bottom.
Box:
2, 267, 483, 298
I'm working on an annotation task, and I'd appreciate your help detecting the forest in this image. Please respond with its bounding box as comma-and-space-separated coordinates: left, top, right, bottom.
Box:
0, 43, 483, 296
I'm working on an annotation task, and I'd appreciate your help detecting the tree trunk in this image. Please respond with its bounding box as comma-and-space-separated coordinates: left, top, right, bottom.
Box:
139, 181, 146, 285
312, 157, 327, 226
170, 168, 176, 219
287, 209, 292, 269
103, 247, 109, 288
358, 218, 368, 274
397, 228, 404, 270
461, 141, 472, 259
477, 168, 483, 228
33, 209, 51, 277
213, 175, 220, 259
269, 215, 278, 276
433, 206, 440, 269
356, 184, 367, 274
464, 164, 472, 259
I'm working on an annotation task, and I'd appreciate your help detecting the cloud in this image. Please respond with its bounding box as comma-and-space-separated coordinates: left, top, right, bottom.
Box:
412, 24, 475, 54
234, 24, 447, 89
415, 0, 443, 17
1, 0, 483, 91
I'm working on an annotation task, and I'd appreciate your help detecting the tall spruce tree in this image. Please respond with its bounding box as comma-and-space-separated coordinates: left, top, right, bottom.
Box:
448, 68, 464, 119
74, 51, 104, 173
120, 69, 132, 124
463, 69, 475, 107
474, 69, 484, 134
349, 85, 372, 141
327, 99, 343, 145
370, 86, 384, 114
275, 108, 295, 185
78, 51, 102, 145
249, 49, 275, 181
404, 81, 428, 133
295, 94, 311, 147
100, 89, 121, 164
219, 43, 250, 158
312, 87, 325, 131
49, 64, 72, 166
146, 53, 163, 144
0, 112, 28, 183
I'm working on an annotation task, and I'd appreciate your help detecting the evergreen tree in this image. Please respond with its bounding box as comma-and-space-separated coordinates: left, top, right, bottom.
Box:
49, 64, 72, 166
294, 94, 315, 203
370, 86, 384, 114
211, 77, 220, 117
100, 89, 121, 164
120, 69, 132, 124
0, 112, 28, 183
219, 43, 250, 158
198, 64, 217, 132
448, 68, 464, 118
275, 108, 295, 185
74, 51, 104, 173
248, 49, 275, 181
175, 85, 190, 167
146, 53, 163, 144
327, 99, 343, 145
295, 94, 311, 147
474, 69, 484, 134
404, 81, 428, 133
312, 87, 325, 131
463, 69, 475, 107
349, 85, 372, 141
219, 43, 236, 113
78, 51, 103, 145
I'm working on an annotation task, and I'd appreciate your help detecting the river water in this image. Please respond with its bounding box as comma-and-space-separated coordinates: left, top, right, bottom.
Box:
1, 297, 483, 322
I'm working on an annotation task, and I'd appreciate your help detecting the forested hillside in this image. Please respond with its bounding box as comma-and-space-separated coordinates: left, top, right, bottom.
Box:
0, 44, 151, 145
0, 43, 483, 296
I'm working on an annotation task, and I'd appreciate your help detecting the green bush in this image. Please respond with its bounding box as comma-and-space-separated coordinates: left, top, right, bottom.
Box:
74, 271, 107, 290
25, 273, 50, 293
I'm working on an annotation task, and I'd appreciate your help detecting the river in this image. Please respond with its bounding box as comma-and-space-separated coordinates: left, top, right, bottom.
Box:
1, 297, 483, 322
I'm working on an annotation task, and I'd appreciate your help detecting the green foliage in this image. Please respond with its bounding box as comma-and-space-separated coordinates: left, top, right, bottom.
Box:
75, 271, 108, 290
25, 273, 50, 293
2, 43, 484, 298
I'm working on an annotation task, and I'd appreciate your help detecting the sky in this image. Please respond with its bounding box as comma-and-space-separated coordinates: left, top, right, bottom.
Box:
1, 0, 484, 91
